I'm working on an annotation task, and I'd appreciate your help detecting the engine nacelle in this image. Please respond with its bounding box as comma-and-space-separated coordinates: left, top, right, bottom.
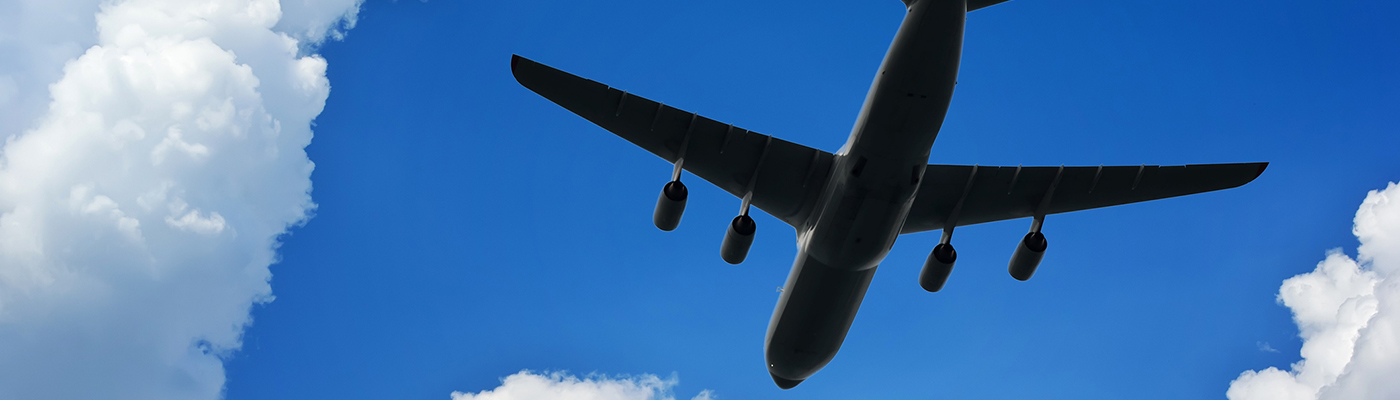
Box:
1008, 232, 1048, 281
919, 243, 957, 292
653, 181, 688, 231
720, 214, 756, 264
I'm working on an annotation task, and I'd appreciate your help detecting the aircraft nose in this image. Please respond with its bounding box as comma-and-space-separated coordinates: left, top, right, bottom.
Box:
770, 371, 804, 389
766, 340, 833, 388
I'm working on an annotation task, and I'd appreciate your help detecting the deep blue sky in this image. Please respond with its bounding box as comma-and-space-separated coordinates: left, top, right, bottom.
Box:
225, 1, 1398, 398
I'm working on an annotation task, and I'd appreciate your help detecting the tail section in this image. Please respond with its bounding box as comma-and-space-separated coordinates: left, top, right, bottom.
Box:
967, 0, 1012, 11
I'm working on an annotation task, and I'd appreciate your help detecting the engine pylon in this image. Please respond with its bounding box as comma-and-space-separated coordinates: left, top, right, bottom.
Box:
656, 129, 693, 231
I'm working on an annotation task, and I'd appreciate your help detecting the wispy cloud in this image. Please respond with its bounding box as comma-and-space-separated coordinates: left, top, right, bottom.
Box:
1227, 182, 1400, 400
452, 371, 715, 400
1257, 342, 1280, 353
0, 0, 360, 398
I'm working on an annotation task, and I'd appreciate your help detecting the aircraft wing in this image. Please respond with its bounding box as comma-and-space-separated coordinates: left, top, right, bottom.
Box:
901, 162, 1268, 233
511, 55, 834, 227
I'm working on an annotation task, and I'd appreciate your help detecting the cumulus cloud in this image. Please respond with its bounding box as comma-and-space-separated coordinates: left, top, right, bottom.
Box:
451, 371, 715, 400
275, 0, 363, 48
0, 0, 360, 399
0, 0, 104, 138
1228, 182, 1400, 400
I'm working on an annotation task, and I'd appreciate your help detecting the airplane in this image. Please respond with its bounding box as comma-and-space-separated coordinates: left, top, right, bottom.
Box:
511, 0, 1266, 390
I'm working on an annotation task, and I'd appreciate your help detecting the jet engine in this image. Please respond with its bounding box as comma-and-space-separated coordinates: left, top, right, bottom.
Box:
919, 243, 957, 292
1008, 231, 1047, 281
720, 214, 756, 264
653, 180, 688, 231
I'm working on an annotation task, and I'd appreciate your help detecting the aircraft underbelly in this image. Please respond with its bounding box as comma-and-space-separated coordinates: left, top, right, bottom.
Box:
805, 185, 904, 270
844, 0, 964, 160
765, 252, 877, 382
766, 0, 967, 385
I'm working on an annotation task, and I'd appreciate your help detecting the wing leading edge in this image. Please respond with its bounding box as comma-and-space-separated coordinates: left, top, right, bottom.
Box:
511, 55, 833, 227
901, 162, 1268, 234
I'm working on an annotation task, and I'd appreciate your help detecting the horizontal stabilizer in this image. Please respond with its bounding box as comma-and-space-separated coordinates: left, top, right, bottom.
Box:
902, 0, 1008, 11
967, 0, 1013, 12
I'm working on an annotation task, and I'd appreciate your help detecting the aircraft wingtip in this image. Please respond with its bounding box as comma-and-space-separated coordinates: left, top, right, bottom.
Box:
510, 54, 521, 72
1255, 162, 1269, 178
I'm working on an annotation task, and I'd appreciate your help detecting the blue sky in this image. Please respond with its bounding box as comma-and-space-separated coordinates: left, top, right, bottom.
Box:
211, 1, 1398, 398
3, 0, 1391, 399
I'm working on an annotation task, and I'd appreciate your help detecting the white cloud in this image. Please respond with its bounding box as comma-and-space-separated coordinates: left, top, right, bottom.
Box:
0, 0, 106, 139
0, 0, 360, 399
451, 371, 716, 400
1228, 182, 1400, 400
274, 0, 363, 48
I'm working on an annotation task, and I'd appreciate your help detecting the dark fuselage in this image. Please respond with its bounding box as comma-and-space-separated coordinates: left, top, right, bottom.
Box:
765, 0, 965, 387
